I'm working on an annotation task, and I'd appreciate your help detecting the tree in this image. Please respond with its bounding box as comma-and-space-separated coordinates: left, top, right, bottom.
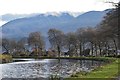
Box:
10, 39, 17, 52
97, 2, 120, 56
16, 38, 26, 52
65, 32, 78, 56
28, 32, 45, 55
2, 38, 10, 53
76, 28, 86, 56
2, 38, 17, 54
48, 28, 65, 57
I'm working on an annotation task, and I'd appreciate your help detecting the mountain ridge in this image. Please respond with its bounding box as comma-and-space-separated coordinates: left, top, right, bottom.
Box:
2, 9, 110, 38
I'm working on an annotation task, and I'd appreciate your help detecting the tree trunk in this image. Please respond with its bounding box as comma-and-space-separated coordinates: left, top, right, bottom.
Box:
34, 44, 39, 58
57, 45, 60, 61
104, 41, 108, 56
68, 44, 71, 51
2, 45, 9, 53
91, 42, 94, 57
98, 43, 102, 56
107, 44, 110, 56
79, 43, 82, 56
75, 45, 78, 56
94, 43, 97, 56
112, 38, 118, 56
82, 42, 85, 56
118, 3, 120, 50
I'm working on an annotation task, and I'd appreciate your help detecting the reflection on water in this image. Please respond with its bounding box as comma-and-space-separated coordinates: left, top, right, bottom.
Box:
1, 59, 104, 78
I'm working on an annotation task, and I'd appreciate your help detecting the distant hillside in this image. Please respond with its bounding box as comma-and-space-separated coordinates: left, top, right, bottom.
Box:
2, 10, 110, 38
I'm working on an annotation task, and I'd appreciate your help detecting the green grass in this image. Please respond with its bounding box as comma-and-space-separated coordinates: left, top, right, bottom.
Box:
0, 54, 12, 63
65, 58, 119, 80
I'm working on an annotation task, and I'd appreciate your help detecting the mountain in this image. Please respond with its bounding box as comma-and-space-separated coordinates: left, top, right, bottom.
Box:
1, 13, 39, 21
2, 10, 110, 38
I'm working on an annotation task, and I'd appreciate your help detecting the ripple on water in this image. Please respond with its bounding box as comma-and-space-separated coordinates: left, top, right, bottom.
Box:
1, 59, 104, 78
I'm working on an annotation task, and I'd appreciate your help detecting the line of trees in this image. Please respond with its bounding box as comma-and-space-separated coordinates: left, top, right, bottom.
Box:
1, 26, 119, 57
1, 2, 119, 57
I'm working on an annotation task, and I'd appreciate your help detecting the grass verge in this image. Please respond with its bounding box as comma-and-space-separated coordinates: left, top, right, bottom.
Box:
65, 58, 119, 80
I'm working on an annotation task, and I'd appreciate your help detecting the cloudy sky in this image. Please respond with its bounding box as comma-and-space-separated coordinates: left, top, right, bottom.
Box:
0, 0, 119, 26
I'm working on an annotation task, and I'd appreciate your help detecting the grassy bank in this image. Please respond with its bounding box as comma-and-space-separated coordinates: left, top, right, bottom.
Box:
13, 56, 113, 61
0, 54, 12, 63
65, 58, 119, 80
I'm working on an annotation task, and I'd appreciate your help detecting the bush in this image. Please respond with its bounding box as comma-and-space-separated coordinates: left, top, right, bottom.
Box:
0, 54, 12, 63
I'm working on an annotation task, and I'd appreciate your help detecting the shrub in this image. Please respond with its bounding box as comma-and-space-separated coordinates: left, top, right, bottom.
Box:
0, 54, 12, 63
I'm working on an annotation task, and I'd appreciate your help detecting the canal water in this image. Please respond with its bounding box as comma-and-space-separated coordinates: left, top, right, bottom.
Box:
0, 59, 104, 79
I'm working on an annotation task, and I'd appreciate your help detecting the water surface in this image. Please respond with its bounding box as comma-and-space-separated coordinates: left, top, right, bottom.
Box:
1, 59, 104, 78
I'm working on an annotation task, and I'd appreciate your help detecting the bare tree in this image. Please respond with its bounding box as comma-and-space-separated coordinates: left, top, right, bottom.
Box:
76, 28, 86, 56
65, 32, 78, 56
2, 38, 17, 54
28, 32, 45, 56
2, 38, 10, 53
16, 38, 26, 52
97, 2, 120, 56
48, 28, 65, 58
82, 27, 97, 56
